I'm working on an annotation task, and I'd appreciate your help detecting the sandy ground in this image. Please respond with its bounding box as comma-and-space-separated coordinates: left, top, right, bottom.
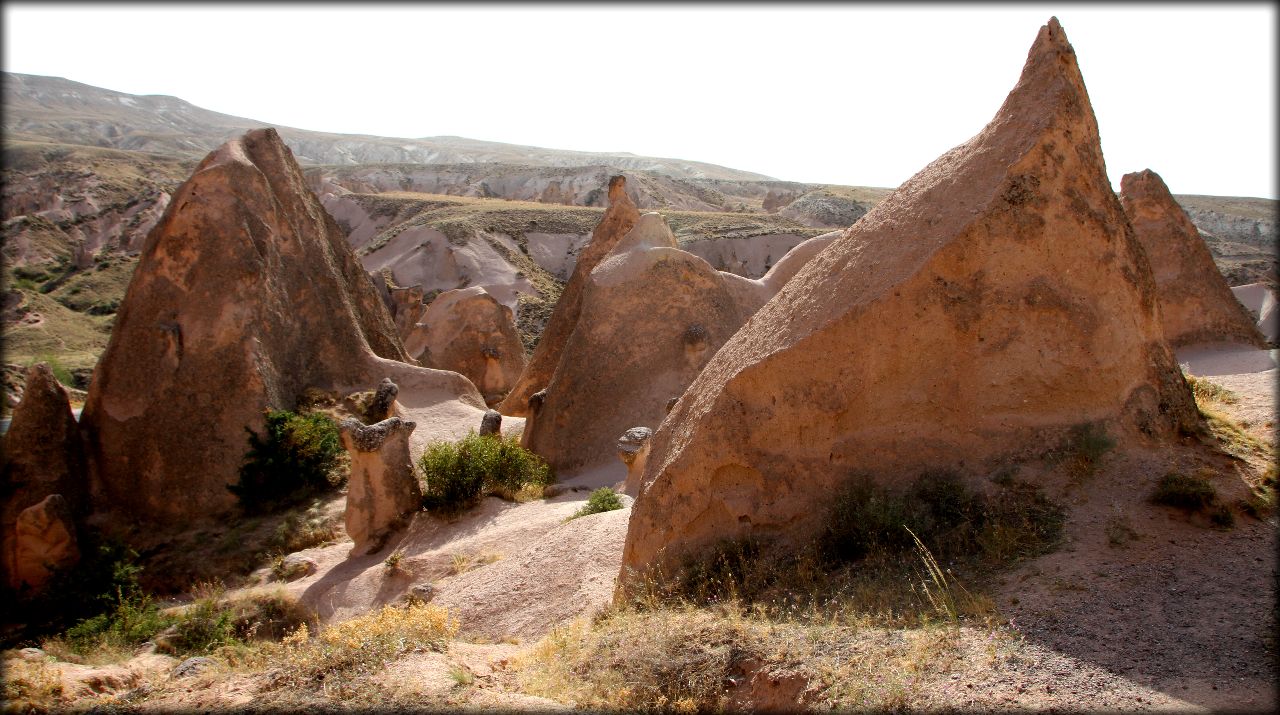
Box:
1178, 342, 1277, 442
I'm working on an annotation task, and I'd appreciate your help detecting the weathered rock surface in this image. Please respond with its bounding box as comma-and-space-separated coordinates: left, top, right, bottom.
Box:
1230, 283, 1278, 343
479, 409, 503, 437
8, 494, 79, 592
78, 128, 481, 523
340, 417, 423, 555
618, 427, 654, 496
499, 176, 640, 417
1, 363, 87, 594
621, 18, 1197, 578
403, 286, 527, 406
1120, 169, 1265, 348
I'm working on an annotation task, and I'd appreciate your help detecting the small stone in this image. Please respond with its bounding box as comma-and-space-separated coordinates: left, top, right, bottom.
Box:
18, 647, 45, 662
276, 554, 318, 581
479, 409, 502, 437
400, 583, 435, 606
171, 656, 215, 679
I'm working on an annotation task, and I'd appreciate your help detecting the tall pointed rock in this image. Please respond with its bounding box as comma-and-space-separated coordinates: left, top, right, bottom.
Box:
498, 176, 639, 416
79, 128, 480, 523
1120, 169, 1266, 348
620, 19, 1197, 577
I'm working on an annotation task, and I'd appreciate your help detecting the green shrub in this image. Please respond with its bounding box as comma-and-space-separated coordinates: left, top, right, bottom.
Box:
1151, 471, 1217, 510
58, 546, 174, 654
230, 409, 345, 514
568, 488, 624, 521
418, 432, 553, 512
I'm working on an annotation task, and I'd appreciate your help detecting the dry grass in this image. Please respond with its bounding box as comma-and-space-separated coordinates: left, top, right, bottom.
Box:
0, 652, 66, 712
449, 552, 502, 576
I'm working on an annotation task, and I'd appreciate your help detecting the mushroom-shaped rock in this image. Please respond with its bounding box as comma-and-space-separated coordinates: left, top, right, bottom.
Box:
9, 494, 79, 593
78, 128, 483, 524
340, 417, 423, 556
479, 409, 503, 437
1, 363, 88, 596
500, 176, 641, 417
618, 427, 654, 496
619, 18, 1198, 583
1120, 169, 1266, 348
366, 378, 400, 424
404, 286, 526, 406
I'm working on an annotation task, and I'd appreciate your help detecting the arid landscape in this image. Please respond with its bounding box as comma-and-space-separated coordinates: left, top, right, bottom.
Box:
2, 16, 1277, 714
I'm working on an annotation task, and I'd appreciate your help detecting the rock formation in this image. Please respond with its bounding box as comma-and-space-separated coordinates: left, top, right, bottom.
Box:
1230, 283, 1277, 343
340, 417, 423, 555
620, 18, 1198, 579
522, 215, 840, 473
9, 494, 79, 592
1, 363, 88, 594
1120, 169, 1266, 348
479, 409, 503, 437
499, 176, 640, 416
618, 427, 654, 496
365, 378, 400, 424
79, 128, 481, 523
401, 287, 527, 406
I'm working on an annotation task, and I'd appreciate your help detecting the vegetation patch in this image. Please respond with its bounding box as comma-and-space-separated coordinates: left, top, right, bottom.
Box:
418, 432, 554, 513
566, 487, 624, 522
1151, 469, 1234, 527
230, 409, 346, 514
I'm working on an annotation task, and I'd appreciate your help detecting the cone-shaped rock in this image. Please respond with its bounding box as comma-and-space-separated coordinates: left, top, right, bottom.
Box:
1, 363, 88, 594
402, 286, 527, 406
498, 176, 640, 416
1120, 169, 1266, 348
523, 213, 749, 473
620, 18, 1197, 578
79, 128, 480, 523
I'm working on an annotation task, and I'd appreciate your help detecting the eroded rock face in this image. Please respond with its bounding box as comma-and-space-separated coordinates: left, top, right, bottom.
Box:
9, 494, 79, 592
1120, 169, 1266, 348
403, 287, 527, 406
618, 427, 654, 496
1, 363, 87, 594
78, 128, 473, 524
620, 18, 1196, 579
340, 417, 423, 555
479, 409, 502, 437
499, 176, 640, 417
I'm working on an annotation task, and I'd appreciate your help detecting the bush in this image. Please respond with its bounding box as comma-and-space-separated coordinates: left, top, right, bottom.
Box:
57, 546, 174, 655
568, 488, 624, 521
418, 432, 553, 512
230, 409, 345, 514
1151, 470, 1218, 510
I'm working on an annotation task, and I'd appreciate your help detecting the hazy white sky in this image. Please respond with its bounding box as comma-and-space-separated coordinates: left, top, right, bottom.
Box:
4, 3, 1276, 198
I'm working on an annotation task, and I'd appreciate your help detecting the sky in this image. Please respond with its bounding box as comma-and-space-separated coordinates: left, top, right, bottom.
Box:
3, 3, 1276, 199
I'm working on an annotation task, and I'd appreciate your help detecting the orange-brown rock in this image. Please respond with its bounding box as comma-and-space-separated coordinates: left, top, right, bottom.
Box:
1120, 169, 1266, 348
340, 417, 422, 555
1, 363, 87, 595
9, 494, 79, 593
620, 18, 1197, 579
523, 213, 749, 473
498, 176, 639, 416
403, 286, 527, 406
79, 128, 481, 523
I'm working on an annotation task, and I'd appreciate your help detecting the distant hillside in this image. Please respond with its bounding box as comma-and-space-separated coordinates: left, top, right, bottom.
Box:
2, 72, 771, 180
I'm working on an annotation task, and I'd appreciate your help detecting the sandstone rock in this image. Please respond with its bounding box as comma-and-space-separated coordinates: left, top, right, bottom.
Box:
1120, 169, 1266, 348
340, 417, 423, 555
404, 286, 527, 406
500, 176, 640, 417
620, 18, 1197, 579
365, 377, 400, 424
1, 363, 87, 595
618, 427, 654, 496
8, 494, 79, 592
79, 128, 482, 523
479, 409, 503, 437
276, 554, 318, 581
171, 656, 215, 679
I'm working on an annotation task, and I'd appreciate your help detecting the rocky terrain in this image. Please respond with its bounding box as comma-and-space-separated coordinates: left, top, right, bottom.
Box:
1, 20, 1276, 714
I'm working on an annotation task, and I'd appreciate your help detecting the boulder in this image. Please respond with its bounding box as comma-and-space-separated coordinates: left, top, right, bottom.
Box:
620, 18, 1197, 579
78, 128, 482, 523
479, 409, 503, 437
499, 176, 640, 417
403, 286, 527, 406
1, 363, 87, 594
1120, 169, 1266, 348
8, 494, 79, 592
365, 377, 400, 424
340, 417, 423, 555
